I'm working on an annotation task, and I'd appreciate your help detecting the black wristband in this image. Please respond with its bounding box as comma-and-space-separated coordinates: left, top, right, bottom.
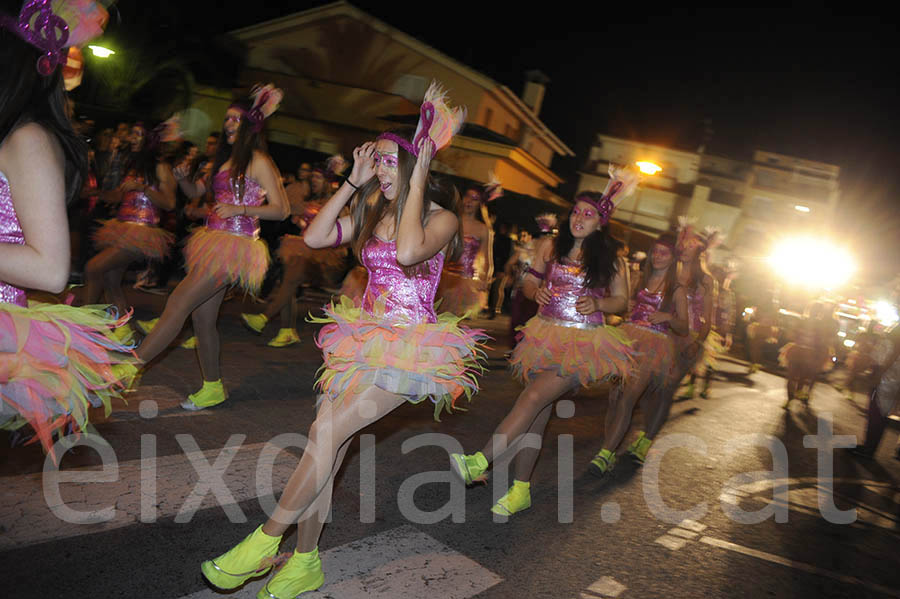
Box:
346, 179, 359, 190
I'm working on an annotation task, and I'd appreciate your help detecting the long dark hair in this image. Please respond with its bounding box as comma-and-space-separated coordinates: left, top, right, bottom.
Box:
681, 248, 714, 295
0, 2, 87, 204
120, 124, 161, 187
553, 191, 621, 289
350, 128, 462, 275
210, 96, 268, 201
638, 232, 679, 312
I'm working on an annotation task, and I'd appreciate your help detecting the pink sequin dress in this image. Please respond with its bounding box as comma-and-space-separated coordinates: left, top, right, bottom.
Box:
93, 174, 174, 259
509, 258, 634, 387
675, 284, 725, 376
436, 234, 485, 317
1, 170, 134, 458
620, 287, 679, 391
312, 235, 487, 418
182, 171, 271, 294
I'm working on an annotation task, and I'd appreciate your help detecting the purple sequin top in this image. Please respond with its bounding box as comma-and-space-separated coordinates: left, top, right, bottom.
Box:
538, 259, 606, 328
0, 171, 27, 307
361, 235, 444, 325
205, 171, 266, 239
686, 288, 705, 333
630, 288, 669, 332
116, 175, 160, 226
457, 235, 481, 279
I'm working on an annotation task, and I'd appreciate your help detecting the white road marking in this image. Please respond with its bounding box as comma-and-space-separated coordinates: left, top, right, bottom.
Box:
0, 441, 300, 550
179, 525, 502, 599
677, 518, 707, 533
699, 536, 900, 598
667, 528, 699, 540
654, 534, 688, 551
585, 576, 627, 597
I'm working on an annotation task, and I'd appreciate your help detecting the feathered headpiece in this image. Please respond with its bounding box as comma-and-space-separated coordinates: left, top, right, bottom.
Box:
535, 212, 558, 234
230, 83, 283, 133
574, 165, 640, 225
676, 216, 725, 253
378, 80, 467, 157
484, 171, 503, 202
1, 0, 113, 75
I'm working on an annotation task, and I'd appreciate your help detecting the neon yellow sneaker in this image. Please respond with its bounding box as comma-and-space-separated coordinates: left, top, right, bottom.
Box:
267, 328, 300, 348
200, 524, 282, 590
241, 313, 268, 334
181, 380, 227, 411
588, 448, 617, 478
450, 451, 488, 485
491, 480, 531, 516
626, 432, 653, 464
180, 336, 197, 349
135, 318, 158, 335
257, 547, 325, 599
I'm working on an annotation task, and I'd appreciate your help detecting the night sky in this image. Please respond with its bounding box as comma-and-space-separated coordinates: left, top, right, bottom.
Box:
113, 2, 900, 282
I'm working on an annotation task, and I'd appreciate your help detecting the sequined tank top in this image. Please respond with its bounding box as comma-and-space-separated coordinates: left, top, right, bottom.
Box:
457, 234, 481, 278
361, 236, 444, 324
538, 258, 606, 327
205, 171, 267, 239
0, 170, 27, 307
116, 174, 160, 226
630, 288, 669, 332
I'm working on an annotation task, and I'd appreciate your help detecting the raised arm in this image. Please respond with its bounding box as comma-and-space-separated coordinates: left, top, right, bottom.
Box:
305, 142, 378, 248
0, 123, 70, 293
396, 139, 458, 265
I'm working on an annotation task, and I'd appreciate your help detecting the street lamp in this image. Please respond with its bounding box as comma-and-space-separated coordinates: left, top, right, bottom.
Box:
626, 161, 662, 240
88, 45, 115, 58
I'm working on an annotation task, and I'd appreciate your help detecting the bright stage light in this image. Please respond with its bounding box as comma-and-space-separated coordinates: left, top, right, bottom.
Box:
88, 45, 115, 58
794, 205, 810, 213
636, 161, 662, 175
873, 300, 899, 327
767, 237, 855, 290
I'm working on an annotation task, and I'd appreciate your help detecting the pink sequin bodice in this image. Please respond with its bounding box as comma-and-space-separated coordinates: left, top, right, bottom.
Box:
206, 171, 266, 238
630, 288, 669, 332
361, 236, 444, 324
457, 234, 481, 278
686, 288, 705, 333
538, 259, 606, 327
0, 171, 27, 307
116, 175, 160, 226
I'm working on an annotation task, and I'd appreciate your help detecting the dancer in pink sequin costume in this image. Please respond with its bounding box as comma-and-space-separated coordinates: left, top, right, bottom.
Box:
1, 0, 134, 459
450, 170, 640, 517
116, 85, 290, 410
196, 87, 483, 599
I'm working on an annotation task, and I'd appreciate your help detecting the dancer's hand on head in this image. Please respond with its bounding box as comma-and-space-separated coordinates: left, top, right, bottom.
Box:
410, 138, 435, 189
349, 142, 376, 187
534, 285, 552, 306
213, 203, 244, 218
576, 295, 599, 315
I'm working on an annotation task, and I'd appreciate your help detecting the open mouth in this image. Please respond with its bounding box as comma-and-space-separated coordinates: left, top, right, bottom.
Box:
380, 180, 392, 193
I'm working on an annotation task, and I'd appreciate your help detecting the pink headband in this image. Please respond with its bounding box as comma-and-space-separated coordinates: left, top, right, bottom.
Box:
376, 132, 417, 156
574, 180, 623, 225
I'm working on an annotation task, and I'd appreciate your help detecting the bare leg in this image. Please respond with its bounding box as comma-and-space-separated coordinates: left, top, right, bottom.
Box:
264, 257, 310, 322
262, 386, 407, 536
136, 271, 224, 364
191, 286, 227, 381
294, 442, 350, 552
84, 247, 139, 312
603, 363, 653, 453
478, 371, 577, 471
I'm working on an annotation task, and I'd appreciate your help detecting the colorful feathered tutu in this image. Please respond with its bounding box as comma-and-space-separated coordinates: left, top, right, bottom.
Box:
310, 295, 488, 419
183, 227, 270, 295
436, 272, 483, 318
621, 323, 677, 390
93, 219, 174, 260
277, 234, 346, 269
510, 316, 635, 387
0, 301, 135, 459
778, 342, 833, 373
674, 330, 725, 376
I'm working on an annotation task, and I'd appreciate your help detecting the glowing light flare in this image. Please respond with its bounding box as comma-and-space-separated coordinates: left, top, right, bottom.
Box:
794, 205, 811, 213
843, 339, 856, 348
767, 237, 855, 290
873, 300, 899, 327
88, 45, 115, 58
636, 161, 662, 175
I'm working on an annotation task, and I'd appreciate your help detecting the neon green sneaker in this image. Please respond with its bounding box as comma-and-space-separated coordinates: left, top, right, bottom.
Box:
257, 547, 325, 599
491, 480, 531, 516
450, 451, 488, 485
678, 382, 695, 400
181, 380, 227, 411
241, 313, 268, 334
201, 524, 282, 590
135, 318, 158, 335
626, 432, 653, 464
180, 336, 197, 349
267, 328, 300, 348
588, 448, 617, 478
